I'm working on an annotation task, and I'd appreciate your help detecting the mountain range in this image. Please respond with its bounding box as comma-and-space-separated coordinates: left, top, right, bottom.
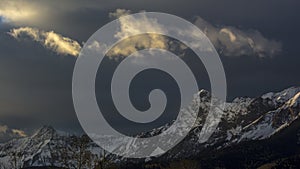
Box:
1, 86, 300, 169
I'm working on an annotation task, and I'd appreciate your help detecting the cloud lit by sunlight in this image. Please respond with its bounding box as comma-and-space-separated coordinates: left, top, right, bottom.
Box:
109, 9, 131, 19
0, 8, 36, 23
9, 27, 82, 57
12, 129, 27, 137
101, 9, 282, 58
0, 125, 8, 133
194, 16, 282, 57
0, 1, 37, 24
0, 124, 27, 141
106, 9, 169, 57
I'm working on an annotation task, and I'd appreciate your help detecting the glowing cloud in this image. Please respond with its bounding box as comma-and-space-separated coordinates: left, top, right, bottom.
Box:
0, 8, 35, 23
12, 129, 27, 137
194, 16, 282, 57
0, 125, 8, 133
0, 1, 37, 24
109, 8, 131, 19
104, 9, 282, 58
9, 27, 82, 57
0, 124, 27, 141
106, 9, 169, 57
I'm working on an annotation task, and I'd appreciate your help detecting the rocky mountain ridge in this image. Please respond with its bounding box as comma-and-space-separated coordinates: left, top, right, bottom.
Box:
0, 86, 300, 168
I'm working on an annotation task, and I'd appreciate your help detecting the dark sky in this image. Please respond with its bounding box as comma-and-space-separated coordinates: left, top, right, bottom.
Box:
0, 0, 299, 138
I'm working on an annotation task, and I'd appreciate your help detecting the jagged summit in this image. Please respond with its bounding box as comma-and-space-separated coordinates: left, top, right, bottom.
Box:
198, 89, 210, 96
261, 86, 300, 105
35, 125, 55, 133
31, 125, 56, 139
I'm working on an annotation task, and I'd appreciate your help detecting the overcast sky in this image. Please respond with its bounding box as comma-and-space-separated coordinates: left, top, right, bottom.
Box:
0, 0, 299, 140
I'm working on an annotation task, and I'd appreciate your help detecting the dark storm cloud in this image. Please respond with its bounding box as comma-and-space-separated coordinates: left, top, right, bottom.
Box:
0, 32, 82, 134
0, 0, 299, 136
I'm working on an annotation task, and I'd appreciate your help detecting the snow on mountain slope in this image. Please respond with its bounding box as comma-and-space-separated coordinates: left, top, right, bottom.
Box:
261, 86, 300, 106
0, 126, 103, 169
145, 87, 300, 159
0, 87, 299, 168
240, 91, 300, 141
207, 87, 300, 143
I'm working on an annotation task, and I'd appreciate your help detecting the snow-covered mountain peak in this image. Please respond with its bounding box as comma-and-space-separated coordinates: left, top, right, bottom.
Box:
31, 125, 56, 139
198, 89, 211, 100
261, 86, 300, 105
